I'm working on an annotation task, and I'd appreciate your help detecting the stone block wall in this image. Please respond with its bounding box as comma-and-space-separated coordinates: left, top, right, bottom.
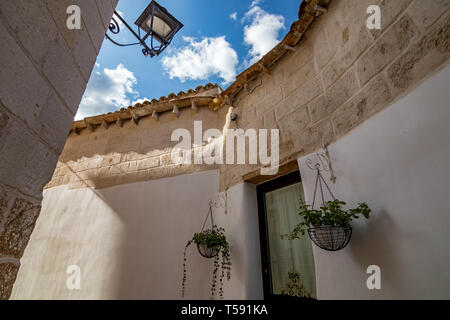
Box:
48, 102, 225, 191
221, 0, 450, 190
0, 0, 118, 299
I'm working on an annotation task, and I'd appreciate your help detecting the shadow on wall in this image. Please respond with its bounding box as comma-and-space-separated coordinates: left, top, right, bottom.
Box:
52, 107, 226, 190
60, 106, 227, 164
11, 169, 224, 299
349, 209, 408, 298
94, 170, 221, 299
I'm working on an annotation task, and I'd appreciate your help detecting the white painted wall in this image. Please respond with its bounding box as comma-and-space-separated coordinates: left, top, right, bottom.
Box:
219, 183, 264, 300
12, 170, 220, 299
11, 170, 264, 299
298, 65, 450, 299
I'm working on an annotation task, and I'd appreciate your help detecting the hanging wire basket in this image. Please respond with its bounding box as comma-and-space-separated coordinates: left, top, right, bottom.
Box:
195, 200, 222, 259
197, 243, 220, 258
305, 156, 352, 251
308, 226, 352, 251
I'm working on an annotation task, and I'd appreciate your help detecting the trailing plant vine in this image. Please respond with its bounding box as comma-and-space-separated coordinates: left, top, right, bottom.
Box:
182, 227, 231, 299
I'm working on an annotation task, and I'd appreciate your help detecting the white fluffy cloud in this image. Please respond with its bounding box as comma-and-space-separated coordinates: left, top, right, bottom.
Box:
243, 5, 285, 65
250, 0, 263, 7
75, 64, 138, 120
161, 36, 238, 85
229, 12, 237, 21
112, 10, 125, 29
131, 97, 151, 105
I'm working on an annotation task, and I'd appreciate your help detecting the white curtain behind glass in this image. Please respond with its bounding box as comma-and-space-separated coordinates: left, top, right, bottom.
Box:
265, 182, 316, 298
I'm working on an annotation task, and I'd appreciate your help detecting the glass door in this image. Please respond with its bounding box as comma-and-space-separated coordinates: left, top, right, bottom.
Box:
257, 171, 316, 300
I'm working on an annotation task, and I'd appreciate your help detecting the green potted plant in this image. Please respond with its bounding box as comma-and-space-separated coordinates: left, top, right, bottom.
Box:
182, 226, 231, 299
283, 199, 371, 251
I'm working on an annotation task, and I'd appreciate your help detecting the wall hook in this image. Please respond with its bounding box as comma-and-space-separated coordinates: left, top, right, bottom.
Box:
305, 144, 336, 183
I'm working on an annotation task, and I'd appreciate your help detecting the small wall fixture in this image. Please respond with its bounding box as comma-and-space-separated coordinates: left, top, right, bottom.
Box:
116, 116, 124, 127
131, 113, 140, 125
152, 110, 159, 121
102, 119, 110, 129
106, 1, 183, 57
172, 104, 180, 117
191, 100, 198, 113
314, 4, 328, 15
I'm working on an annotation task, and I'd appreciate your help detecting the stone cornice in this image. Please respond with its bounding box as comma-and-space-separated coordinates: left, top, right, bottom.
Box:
70, 83, 222, 134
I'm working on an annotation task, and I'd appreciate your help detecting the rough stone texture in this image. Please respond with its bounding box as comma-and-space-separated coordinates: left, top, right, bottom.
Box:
219, 0, 449, 189
278, 106, 310, 142
358, 15, 419, 86
0, 118, 60, 197
292, 119, 334, 154
0, 0, 86, 111
325, 67, 360, 113
308, 94, 328, 124
0, 19, 55, 134
320, 0, 374, 88
283, 60, 317, 98
274, 75, 323, 121
0, 263, 19, 300
0, 188, 10, 232
77, 0, 109, 54
0, 110, 9, 141
387, 10, 450, 96
332, 74, 392, 137
312, 26, 334, 72
368, 0, 413, 39
45, 106, 226, 191
0, 197, 40, 258
96, 0, 115, 30
407, 0, 450, 30
321, 24, 372, 88
42, 0, 98, 80
0, 0, 117, 299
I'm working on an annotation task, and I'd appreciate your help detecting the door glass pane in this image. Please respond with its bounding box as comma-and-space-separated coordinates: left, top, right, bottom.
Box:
264, 182, 316, 298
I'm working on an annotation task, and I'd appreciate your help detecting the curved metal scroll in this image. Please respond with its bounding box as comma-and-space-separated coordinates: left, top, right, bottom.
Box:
305, 146, 336, 183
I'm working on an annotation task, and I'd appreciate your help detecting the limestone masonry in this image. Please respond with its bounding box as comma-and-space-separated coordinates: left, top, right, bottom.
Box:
1, 0, 449, 299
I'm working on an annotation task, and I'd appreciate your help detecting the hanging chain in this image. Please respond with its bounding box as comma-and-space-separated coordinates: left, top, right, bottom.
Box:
201, 201, 215, 232
311, 166, 336, 209
200, 192, 228, 231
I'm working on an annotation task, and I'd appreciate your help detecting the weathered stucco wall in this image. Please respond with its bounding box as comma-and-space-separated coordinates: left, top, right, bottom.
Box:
12, 170, 220, 299
0, 0, 118, 298
11, 170, 264, 300
299, 64, 450, 299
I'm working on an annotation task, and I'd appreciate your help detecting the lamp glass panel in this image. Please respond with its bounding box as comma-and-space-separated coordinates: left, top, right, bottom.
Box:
146, 15, 172, 38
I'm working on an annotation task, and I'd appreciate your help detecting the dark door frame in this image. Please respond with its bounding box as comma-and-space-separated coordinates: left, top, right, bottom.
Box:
256, 170, 310, 301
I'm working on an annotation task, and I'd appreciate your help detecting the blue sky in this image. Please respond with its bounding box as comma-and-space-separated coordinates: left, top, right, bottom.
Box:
76, 0, 301, 119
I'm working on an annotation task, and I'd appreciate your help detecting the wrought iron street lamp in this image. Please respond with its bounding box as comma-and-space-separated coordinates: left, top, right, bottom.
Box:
106, 1, 183, 57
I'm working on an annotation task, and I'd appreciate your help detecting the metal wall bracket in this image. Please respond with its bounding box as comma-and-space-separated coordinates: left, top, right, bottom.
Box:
305, 145, 336, 183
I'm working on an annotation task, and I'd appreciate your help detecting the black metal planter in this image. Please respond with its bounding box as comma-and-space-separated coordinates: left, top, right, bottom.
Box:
308, 226, 352, 251
197, 243, 219, 258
